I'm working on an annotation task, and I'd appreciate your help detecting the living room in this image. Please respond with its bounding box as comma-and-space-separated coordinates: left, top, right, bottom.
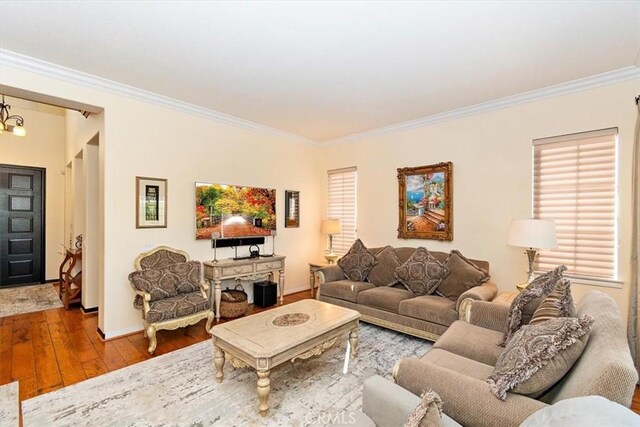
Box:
0, 1, 639, 426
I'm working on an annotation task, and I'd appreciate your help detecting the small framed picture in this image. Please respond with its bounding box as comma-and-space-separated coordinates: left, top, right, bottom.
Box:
136, 176, 167, 228
285, 190, 300, 228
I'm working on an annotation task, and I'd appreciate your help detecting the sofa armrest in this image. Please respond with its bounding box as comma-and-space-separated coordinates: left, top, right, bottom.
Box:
362, 375, 421, 427
456, 281, 498, 312
394, 358, 547, 427
317, 265, 345, 284
466, 300, 510, 332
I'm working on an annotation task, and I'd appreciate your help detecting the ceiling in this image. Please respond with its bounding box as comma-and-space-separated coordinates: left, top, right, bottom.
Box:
1, 1, 639, 142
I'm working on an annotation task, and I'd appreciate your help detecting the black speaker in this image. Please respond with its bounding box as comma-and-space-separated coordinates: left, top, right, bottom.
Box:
253, 281, 277, 308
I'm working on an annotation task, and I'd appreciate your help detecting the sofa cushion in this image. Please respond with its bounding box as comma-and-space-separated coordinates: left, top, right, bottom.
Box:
433, 320, 504, 366
422, 348, 495, 380
395, 247, 448, 296
500, 265, 567, 346
338, 239, 378, 281
399, 295, 458, 327
145, 291, 209, 323
129, 268, 179, 302
321, 280, 375, 303
436, 250, 490, 301
366, 245, 402, 287
487, 315, 594, 401
357, 287, 415, 314
529, 279, 576, 326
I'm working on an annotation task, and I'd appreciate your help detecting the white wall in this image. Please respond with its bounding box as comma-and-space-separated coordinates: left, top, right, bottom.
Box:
321, 79, 639, 325
0, 100, 67, 280
1, 64, 323, 338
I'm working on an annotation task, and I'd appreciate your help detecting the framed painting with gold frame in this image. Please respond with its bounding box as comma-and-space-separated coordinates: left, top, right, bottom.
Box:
397, 162, 453, 240
136, 176, 167, 228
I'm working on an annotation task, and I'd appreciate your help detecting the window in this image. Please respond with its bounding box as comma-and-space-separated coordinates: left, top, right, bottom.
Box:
533, 128, 617, 281
327, 167, 357, 254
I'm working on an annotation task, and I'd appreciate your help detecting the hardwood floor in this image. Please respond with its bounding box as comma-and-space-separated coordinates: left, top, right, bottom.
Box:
2, 288, 640, 418
0, 289, 311, 404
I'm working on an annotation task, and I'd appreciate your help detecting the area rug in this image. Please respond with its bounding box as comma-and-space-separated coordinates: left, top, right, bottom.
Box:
22, 323, 431, 426
0, 381, 19, 427
0, 283, 62, 318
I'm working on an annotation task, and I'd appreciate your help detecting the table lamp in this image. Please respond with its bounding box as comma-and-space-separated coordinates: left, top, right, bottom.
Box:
508, 219, 557, 290
321, 219, 342, 264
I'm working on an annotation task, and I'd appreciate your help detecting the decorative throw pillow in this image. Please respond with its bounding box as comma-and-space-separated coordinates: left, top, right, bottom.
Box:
404, 390, 444, 427
338, 239, 378, 282
499, 265, 567, 346
435, 250, 490, 301
367, 246, 402, 287
487, 315, 593, 400
129, 268, 180, 302
394, 247, 449, 296
529, 279, 576, 326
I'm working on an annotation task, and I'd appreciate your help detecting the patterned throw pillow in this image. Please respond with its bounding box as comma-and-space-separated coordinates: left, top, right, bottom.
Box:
529, 279, 576, 326
338, 239, 378, 282
394, 247, 449, 296
435, 250, 490, 301
404, 389, 444, 427
487, 315, 593, 401
499, 265, 567, 346
367, 246, 402, 287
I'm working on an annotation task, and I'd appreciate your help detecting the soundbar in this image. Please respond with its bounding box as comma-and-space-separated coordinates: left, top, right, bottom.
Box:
210, 236, 266, 248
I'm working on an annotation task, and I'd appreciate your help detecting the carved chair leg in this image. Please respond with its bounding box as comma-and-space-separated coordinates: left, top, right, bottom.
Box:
205, 311, 214, 334
146, 325, 157, 354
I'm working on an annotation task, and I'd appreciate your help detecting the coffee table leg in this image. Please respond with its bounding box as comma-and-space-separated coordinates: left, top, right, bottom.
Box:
214, 345, 225, 383
349, 327, 359, 359
257, 369, 271, 416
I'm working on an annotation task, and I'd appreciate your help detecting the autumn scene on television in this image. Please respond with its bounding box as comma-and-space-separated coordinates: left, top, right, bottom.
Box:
195, 183, 276, 240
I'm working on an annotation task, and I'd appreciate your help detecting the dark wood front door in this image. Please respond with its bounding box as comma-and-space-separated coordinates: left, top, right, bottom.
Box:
0, 164, 45, 288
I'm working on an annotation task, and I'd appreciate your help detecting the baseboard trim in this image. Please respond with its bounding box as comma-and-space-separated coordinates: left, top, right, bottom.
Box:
81, 305, 98, 314
283, 285, 313, 296
44, 279, 59, 284
100, 325, 144, 341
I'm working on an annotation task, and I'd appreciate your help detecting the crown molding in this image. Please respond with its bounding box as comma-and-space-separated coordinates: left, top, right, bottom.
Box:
0, 49, 317, 145
321, 66, 640, 146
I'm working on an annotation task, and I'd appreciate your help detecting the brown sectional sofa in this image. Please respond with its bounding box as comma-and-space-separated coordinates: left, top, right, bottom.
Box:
316, 246, 498, 341
392, 291, 639, 427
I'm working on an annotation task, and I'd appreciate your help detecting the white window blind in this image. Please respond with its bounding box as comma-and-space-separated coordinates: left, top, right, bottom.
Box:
533, 128, 617, 280
327, 167, 357, 254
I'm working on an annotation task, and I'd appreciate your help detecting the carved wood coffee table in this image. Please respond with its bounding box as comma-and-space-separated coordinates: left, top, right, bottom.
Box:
210, 299, 360, 416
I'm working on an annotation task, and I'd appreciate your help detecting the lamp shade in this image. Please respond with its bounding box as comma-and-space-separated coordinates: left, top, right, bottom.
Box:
321, 219, 342, 235
508, 219, 557, 249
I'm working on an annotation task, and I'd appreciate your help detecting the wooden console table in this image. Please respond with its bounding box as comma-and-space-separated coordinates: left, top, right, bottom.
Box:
203, 256, 286, 322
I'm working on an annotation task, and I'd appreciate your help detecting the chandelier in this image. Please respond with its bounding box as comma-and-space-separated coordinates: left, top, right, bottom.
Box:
0, 95, 26, 137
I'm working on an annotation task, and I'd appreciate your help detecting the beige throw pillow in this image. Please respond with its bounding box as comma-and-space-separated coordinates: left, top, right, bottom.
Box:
337, 239, 378, 282
367, 245, 402, 287
487, 315, 593, 400
435, 250, 490, 301
395, 247, 448, 296
499, 265, 567, 346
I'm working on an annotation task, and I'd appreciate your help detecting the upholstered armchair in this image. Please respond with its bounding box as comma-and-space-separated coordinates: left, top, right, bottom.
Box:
128, 246, 214, 354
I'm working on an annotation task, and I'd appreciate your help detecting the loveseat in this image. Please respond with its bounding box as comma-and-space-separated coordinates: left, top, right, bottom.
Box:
392, 291, 639, 427
316, 246, 497, 341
